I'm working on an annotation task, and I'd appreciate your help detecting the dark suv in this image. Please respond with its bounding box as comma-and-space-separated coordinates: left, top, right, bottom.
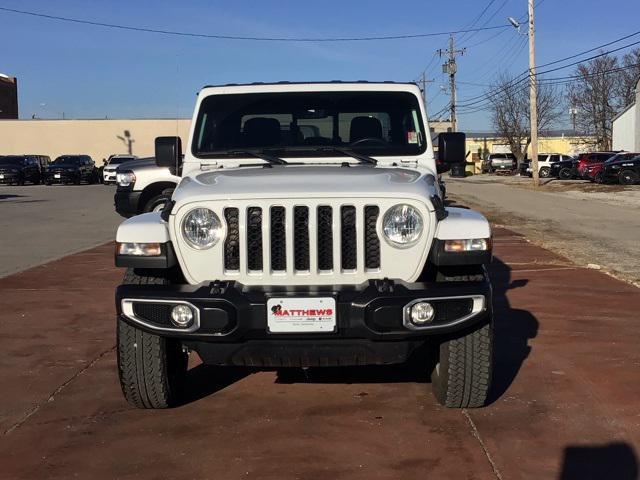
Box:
44, 155, 97, 185
0, 155, 49, 185
601, 154, 640, 185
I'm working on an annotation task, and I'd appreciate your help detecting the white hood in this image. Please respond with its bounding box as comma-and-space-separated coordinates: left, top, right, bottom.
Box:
172, 166, 439, 207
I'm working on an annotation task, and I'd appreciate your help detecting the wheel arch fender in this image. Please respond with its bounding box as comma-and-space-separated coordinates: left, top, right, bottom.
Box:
429, 207, 492, 267
116, 212, 171, 244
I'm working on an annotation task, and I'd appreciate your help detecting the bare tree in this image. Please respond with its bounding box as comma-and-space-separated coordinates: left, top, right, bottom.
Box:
616, 48, 640, 106
566, 53, 625, 150
487, 72, 562, 165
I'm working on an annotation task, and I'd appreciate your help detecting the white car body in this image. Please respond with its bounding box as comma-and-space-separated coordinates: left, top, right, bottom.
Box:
117, 82, 491, 287
103, 155, 137, 183
526, 153, 574, 177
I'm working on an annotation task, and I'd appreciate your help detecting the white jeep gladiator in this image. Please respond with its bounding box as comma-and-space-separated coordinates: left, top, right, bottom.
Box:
114, 82, 493, 409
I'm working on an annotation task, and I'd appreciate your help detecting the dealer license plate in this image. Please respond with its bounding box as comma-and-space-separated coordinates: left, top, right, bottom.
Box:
267, 297, 336, 333
54, 173, 61, 179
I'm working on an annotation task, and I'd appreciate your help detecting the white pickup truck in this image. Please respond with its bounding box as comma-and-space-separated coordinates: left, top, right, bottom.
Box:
114, 82, 494, 409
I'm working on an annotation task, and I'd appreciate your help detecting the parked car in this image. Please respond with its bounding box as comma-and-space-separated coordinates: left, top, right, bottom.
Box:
482, 153, 517, 173
0, 155, 48, 185
574, 152, 618, 179
600, 154, 640, 185
44, 155, 98, 185
589, 152, 638, 183
549, 157, 577, 179
103, 154, 138, 184
113, 82, 494, 410
523, 154, 574, 178
113, 157, 179, 217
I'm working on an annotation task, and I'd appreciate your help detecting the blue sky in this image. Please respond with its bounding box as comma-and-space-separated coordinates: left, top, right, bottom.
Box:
2, 0, 639, 130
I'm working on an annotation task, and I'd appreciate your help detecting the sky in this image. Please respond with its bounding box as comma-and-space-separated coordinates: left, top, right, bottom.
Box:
2, 0, 639, 130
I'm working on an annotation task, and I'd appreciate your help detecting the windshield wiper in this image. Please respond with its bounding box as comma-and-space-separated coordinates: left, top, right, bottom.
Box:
225, 150, 288, 165
314, 147, 377, 165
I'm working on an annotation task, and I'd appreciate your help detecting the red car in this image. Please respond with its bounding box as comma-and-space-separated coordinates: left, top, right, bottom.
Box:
575, 152, 618, 179
587, 152, 639, 182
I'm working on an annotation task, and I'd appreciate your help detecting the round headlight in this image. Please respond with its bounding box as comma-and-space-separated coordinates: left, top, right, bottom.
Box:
383, 204, 424, 247
182, 208, 222, 249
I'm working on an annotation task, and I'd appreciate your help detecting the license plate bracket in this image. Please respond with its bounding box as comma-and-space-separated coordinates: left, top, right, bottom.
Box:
267, 297, 336, 333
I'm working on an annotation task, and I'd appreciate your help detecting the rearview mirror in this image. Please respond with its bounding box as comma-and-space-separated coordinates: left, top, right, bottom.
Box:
438, 132, 466, 164
155, 136, 183, 174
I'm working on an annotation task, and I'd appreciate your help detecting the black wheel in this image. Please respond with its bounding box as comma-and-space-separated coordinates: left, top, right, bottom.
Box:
143, 192, 172, 213
430, 267, 492, 408
539, 167, 551, 178
619, 169, 639, 185
558, 167, 573, 180
117, 269, 188, 409
431, 320, 493, 408
594, 172, 604, 184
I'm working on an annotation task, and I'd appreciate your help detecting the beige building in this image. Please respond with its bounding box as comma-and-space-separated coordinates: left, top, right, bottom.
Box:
464, 130, 594, 174
0, 118, 191, 163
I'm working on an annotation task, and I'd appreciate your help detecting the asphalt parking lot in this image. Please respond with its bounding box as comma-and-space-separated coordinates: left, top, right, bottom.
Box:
0, 184, 122, 277
1, 187, 639, 479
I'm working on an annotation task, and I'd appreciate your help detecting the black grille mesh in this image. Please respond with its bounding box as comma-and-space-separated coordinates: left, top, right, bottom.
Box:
341, 206, 357, 270
132, 303, 173, 326
364, 206, 380, 269
247, 207, 263, 271
224, 208, 240, 270
270, 206, 286, 271
294, 206, 310, 270
317, 206, 333, 270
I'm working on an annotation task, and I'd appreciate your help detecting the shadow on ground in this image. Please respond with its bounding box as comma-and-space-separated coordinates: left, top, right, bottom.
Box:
180, 255, 538, 406
559, 442, 638, 480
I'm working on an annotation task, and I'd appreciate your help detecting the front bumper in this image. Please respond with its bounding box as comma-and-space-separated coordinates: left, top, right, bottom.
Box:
114, 188, 141, 217
116, 277, 492, 366
44, 171, 80, 183
0, 172, 21, 184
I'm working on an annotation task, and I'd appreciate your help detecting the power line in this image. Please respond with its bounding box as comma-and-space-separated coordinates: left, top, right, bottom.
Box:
457, 62, 640, 114
0, 6, 512, 42
456, 36, 640, 107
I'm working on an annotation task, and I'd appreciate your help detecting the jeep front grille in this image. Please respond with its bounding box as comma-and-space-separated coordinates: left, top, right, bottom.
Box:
223, 204, 381, 277
175, 198, 432, 286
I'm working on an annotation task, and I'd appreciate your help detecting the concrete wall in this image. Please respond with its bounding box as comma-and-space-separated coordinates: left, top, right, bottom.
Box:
612, 105, 636, 151
0, 118, 191, 163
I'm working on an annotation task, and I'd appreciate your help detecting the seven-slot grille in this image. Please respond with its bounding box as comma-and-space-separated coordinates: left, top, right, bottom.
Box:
223, 204, 381, 275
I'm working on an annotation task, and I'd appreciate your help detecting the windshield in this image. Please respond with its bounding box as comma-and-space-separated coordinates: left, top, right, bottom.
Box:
193, 91, 426, 158
0, 156, 24, 166
52, 156, 81, 166
108, 157, 135, 165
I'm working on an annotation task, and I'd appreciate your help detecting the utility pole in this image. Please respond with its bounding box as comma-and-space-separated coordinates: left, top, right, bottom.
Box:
438, 36, 465, 132
419, 72, 434, 103
528, 0, 539, 188
569, 107, 578, 132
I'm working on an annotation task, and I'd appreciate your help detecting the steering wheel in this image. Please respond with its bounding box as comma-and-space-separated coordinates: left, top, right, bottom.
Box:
350, 137, 388, 147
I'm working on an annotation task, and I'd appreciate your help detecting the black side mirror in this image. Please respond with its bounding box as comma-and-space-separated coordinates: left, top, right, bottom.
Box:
155, 136, 183, 175
438, 132, 466, 164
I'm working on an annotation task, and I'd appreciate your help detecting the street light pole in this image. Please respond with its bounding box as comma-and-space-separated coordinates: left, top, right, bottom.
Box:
528, 0, 539, 188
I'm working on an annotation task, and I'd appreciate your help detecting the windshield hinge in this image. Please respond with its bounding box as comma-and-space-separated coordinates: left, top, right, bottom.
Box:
199, 161, 220, 170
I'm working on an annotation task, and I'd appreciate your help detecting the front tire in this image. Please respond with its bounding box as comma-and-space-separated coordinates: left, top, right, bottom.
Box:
143, 192, 172, 213
558, 167, 573, 180
431, 320, 493, 408
539, 167, 551, 178
117, 269, 188, 408
619, 169, 639, 185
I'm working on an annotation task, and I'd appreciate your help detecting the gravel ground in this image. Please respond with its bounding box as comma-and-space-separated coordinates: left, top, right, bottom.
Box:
446, 174, 640, 286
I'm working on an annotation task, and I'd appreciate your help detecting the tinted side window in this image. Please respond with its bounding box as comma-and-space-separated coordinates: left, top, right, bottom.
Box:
550, 155, 560, 162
